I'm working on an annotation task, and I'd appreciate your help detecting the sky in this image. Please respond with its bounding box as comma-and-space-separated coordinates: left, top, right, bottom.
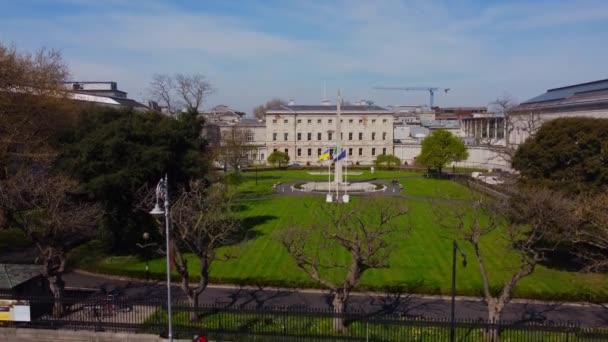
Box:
1, 0, 608, 116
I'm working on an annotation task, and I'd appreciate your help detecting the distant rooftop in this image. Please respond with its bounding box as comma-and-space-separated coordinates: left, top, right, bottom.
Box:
514, 79, 608, 113
267, 104, 391, 114
0, 264, 41, 290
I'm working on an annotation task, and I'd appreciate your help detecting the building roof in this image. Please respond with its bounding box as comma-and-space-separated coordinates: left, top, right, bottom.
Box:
214, 118, 265, 127
266, 104, 391, 114
0, 264, 42, 290
514, 79, 608, 113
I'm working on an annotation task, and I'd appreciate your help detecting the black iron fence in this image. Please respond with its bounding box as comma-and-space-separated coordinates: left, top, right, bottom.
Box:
1, 293, 607, 341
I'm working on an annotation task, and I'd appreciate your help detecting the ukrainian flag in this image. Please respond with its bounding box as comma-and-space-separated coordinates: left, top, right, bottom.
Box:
318, 148, 332, 161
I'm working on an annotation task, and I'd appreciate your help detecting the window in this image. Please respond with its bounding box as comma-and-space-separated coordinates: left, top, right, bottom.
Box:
261, 153, 265, 160
273, 148, 277, 152
247, 132, 254, 141
372, 132, 376, 140
328, 132, 333, 140
297, 119, 302, 123
273, 133, 277, 141
359, 119, 363, 123
307, 133, 312, 140
284, 119, 288, 124
284, 133, 288, 141
349, 132, 353, 140
252, 153, 257, 160
285, 148, 289, 155
317, 132, 322, 140
382, 132, 387, 140
348, 148, 353, 156
272, 119, 277, 124
340, 119, 343, 123
372, 148, 376, 156
349, 119, 353, 123
358, 148, 363, 156
307, 119, 312, 124
358, 132, 363, 140
317, 119, 322, 123
297, 148, 301, 157
307, 148, 312, 156
341, 133, 343, 140
372, 119, 376, 123
297, 132, 302, 141
329, 119, 333, 123
382, 148, 386, 155
317, 148, 322, 156
383, 119, 387, 123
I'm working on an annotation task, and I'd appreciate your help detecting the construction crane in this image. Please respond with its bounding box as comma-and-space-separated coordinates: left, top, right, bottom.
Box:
373, 87, 450, 108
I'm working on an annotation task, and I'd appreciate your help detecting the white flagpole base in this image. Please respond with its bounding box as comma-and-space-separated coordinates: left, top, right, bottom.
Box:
342, 194, 350, 203
326, 194, 333, 203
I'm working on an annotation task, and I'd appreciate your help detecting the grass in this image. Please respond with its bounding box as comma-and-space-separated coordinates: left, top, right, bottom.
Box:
81, 186, 608, 302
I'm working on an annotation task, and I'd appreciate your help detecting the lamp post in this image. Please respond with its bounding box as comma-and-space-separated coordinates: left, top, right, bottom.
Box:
150, 174, 173, 342
136, 232, 157, 281
450, 240, 467, 342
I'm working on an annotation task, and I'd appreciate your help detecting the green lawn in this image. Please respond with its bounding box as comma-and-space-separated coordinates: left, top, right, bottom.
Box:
84, 181, 608, 301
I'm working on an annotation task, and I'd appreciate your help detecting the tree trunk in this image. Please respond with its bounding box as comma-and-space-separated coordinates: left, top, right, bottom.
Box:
485, 299, 504, 342
332, 292, 347, 332
48, 274, 65, 318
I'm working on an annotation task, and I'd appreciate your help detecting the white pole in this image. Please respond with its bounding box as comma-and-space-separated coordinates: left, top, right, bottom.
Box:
336, 91, 342, 200
163, 174, 173, 342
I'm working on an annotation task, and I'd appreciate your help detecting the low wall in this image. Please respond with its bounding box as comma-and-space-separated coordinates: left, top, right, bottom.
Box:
0, 327, 189, 342
394, 144, 511, 171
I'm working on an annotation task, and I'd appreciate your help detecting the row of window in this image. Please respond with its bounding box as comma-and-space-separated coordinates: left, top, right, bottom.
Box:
272, 118, 389, 124
273, 147, 388, 157
272, 132, 388, 141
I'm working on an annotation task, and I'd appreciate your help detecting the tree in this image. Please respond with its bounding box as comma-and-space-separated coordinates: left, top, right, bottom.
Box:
218, 126, 256, 172
279, 199, 408, 330
573, 192, 608, 272
267, 151, 289, 167
434, 189, 576, 339
58, 107, 208, 251
253, 98, 286, 120
512, 117, 608, 194
149, 73, 214, 114
0, 42, 75, 178
0, 172, 100, 317
373, 154, 401, 169
418, 130, 468, 173
167, 180, 241, 321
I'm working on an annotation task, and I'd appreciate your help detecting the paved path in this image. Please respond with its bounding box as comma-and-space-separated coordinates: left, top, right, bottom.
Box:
63, 271, 608, 327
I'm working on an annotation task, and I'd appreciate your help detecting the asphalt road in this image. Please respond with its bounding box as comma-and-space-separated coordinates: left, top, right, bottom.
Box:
62, 271, 608, 327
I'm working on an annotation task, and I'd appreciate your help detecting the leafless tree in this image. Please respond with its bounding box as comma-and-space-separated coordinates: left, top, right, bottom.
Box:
279, 199, 408, 331
0, 171, 100, 317
434, 189, 575, 340
574, 193, 608, 272
167, 180, 241, 321
0, 43, 74, 176
218, 126, 256, 171
483, 95, 542, 165
149, 73, 214, 115
253, 98, 286, 120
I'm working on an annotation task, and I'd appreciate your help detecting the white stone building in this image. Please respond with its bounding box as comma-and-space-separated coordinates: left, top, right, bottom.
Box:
265, 104, 394, 165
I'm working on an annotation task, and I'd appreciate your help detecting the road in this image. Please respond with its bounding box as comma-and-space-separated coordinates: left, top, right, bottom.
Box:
63, 271, 608, 327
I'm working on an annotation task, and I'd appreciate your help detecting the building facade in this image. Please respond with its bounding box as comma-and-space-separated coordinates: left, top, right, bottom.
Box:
265, 105, 394, 165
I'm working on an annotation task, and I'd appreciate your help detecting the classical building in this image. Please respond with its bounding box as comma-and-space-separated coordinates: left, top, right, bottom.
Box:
201, 105, 246, 124
64, 81, 148, 110
204, 118, 267, 167
265, 104, 394, 165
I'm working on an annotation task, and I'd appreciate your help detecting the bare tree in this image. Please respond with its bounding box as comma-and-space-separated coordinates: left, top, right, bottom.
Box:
484, 95, 542, 165
434, 189, 575, 339
168, 180, 241, 321
0, 171, 100, 317
218, 126, 256, 171
279, 199, 408, 331
149, 73, 214, 114
253, 98, 286, 120
574, 193, 608, 272
0, 43, 74, 176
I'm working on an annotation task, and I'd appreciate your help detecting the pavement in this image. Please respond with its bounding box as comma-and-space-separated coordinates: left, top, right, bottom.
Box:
63, 270, 608, 327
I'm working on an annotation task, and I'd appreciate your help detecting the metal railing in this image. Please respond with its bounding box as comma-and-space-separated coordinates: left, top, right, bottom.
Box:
1, 293, 607, 341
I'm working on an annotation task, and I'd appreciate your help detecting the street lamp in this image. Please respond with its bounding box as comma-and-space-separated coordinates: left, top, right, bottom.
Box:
136, 232, 157, 281
450, 240, 467, 342
150, 174, 173, 342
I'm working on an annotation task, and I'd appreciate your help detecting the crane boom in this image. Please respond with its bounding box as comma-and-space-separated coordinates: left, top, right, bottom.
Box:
373, 86, 450, 108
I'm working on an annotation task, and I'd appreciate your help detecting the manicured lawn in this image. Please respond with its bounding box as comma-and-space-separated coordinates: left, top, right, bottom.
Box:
85, 190, 608, 302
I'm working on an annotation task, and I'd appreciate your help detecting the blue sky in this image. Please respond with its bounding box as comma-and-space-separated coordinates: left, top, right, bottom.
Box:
1, 0, 607, 115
